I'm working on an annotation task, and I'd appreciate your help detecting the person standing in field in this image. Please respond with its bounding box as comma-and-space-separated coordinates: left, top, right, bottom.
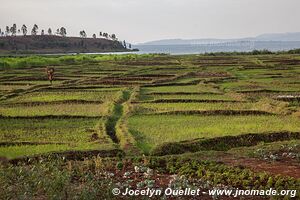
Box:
46, 67, 55, 84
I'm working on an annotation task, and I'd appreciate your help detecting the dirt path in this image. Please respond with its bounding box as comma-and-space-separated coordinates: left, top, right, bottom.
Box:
219, 155, 300, 178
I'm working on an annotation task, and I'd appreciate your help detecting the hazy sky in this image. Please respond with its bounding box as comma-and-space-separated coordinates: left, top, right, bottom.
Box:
0, 0, 299, 43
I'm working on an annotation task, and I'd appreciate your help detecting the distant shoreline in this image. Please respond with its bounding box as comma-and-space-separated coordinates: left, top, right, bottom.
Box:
1, 48, 300, 58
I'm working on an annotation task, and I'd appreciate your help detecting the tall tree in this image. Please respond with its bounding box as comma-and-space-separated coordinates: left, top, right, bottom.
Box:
10, 24, 17, 36
41, 29, 45, 35
111, 34, 117, 40
92, 34, 96, 39
59, 27, 67, 37
99, 32, 102, 37
103, 32, 108, 38
21, 24, 27, 36
48, 28, 52, 35
31, 24, 38, 35
5, 26, 10, 36
56, 28, 60, 35
123, 40, 127, 48
80, 30, 87, 38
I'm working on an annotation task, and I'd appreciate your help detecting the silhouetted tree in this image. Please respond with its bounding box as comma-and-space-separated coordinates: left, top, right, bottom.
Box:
21, 24, 27, 36
56, 28, 60, 35
111, 34, 116, 40
59, 27, 67, 37
103, 32, 108, 39
123, 40, 127, 48
128, 43, 132, 49
99, 32, 103, 37
92, 33, 96, 39
48, 28, 52, 35
5, 26, 10, 36
10, 24, 17, 36
31, 24, 38, 35
80, 30, 87, 38
41, 29, 45, 35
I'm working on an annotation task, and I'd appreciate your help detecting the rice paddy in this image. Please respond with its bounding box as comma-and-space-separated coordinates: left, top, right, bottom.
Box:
128, 115, 300, 153
133, 102, 255, 114
0, 103, 109, 116
143, 84, 221, 94
7, 90, 122, 103
0, 53, 300, 158
0, 53, 300, 199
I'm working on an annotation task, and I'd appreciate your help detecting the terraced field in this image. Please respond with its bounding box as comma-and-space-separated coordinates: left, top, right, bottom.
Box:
0, 53, 299, 199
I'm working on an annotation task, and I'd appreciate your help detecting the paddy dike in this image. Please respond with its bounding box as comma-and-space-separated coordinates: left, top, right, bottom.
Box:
105, 90, 130, 143
4, 149, 124, 164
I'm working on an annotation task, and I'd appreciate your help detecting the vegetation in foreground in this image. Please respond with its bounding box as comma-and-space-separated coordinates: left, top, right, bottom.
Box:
1, 155, 299, 199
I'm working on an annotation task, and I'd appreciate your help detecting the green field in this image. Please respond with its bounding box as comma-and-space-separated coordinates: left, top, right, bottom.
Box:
1, 53, 299, 157
0, 103, 110, 116
128, 115, 300, 153
133, 102, 256, 114
1, 53, 300, 199
7, 90, 122, 103
143, 84, 221, 94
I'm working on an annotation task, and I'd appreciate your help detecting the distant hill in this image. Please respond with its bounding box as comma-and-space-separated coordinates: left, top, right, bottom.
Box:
141, 38, 241, 45
0, 35, 128, 54
255, 32, 300, 41
140, 32, 300, 45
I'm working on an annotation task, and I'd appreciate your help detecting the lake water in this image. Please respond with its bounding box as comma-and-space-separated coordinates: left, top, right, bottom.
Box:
43, 41, 300, 56
132, 41, 300, 55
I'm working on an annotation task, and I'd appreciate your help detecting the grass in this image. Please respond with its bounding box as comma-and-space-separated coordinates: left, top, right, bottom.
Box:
220, 68, 300, 92
0, 143, 115, 159
221, 80, 300, 92
1, 80, 64, 86
128, 114, 300, 153
0, 118, 105, 143
139, 93, 236, 101
227, 139, 300, 159
169, 77, 202, 84
0, 117, 116, 158
133, 102, 255, 114
7, 90, 122, 103
143, 84, 221, 94
0, 54, 158, 69
0, 84, 32, 91
0, 103, 109, 117
1, 53, 300, 198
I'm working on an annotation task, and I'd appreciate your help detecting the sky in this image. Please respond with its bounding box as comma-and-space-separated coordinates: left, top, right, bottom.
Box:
0, 0, 299, 44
